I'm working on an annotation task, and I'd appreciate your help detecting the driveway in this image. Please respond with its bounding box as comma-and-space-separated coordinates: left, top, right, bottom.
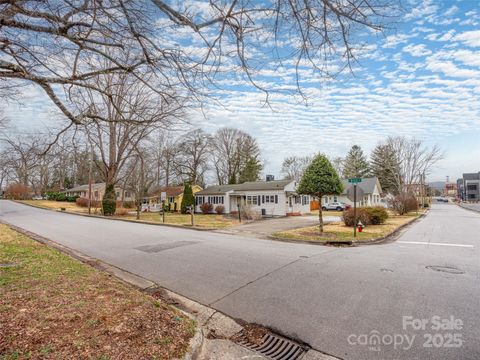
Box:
216, 214, 341, 238
1, 201, 479, 360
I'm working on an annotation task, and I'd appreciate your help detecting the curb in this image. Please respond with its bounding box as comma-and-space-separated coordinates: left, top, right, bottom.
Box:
12, 200, 218, 232
456, 202, 480, 215
1, 219, 342, 360
355, 209, 429, 246
267, 210, 429, 247
0, 220, 240, 360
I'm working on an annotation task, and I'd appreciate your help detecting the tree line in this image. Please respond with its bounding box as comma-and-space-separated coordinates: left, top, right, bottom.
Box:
281, 137, 443, 197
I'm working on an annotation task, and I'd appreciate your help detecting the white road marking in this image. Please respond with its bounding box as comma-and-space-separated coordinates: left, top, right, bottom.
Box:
398, 241, 474, 248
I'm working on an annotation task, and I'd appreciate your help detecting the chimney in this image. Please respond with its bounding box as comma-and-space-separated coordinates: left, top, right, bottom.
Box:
266, 175, 274, 182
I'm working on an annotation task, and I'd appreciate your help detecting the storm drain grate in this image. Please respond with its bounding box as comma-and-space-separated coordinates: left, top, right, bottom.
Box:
236, 331, 306, 360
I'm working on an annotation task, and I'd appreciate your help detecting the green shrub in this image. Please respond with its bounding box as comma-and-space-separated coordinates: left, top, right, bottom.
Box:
215, 205, 225, 214
66, 195, 79, 202
102, 184, 116, 215
55, 193, 67, 202
342, 208, 371, 227
181, 184, 195, 214
363, 207, 389, 225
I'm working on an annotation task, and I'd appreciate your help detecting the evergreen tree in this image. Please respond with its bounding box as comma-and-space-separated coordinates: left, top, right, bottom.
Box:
342, 145, 370, 179
370, 143, 400, 194
239, 156, 262, 183
181, 183, 195, 214
297, 154, 343, 233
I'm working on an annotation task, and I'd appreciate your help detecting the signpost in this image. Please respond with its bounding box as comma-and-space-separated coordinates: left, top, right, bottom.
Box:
347, 178, 363, 237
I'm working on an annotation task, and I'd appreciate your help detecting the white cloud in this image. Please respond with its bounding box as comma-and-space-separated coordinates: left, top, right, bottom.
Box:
426, 60, 480, 78
403, 44, 432, 57
453, 30, 480, 47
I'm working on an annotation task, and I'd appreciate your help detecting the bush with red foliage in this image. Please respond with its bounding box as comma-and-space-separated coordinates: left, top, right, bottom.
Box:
388, 193, 418, 215
200, 203, 214, 214
5, 183, 32, 200
76, 197, 101, 208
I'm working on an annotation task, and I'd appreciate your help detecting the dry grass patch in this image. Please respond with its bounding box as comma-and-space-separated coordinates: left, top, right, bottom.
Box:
0, 224, 194, 360
272, 212, 421, 243
20, 200, 89, 213
121, 212, 240, 229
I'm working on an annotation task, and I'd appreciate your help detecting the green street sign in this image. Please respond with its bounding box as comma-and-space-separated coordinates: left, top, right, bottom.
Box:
348, 178, 362, 183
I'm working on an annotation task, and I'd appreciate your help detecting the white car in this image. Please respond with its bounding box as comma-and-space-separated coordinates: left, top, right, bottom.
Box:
321, 202, 347, 211
32, 195, 44, 200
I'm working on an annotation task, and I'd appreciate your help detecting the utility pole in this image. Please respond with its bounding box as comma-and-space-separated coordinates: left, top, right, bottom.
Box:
88, 145, 93, 215
353, 183, 357, 238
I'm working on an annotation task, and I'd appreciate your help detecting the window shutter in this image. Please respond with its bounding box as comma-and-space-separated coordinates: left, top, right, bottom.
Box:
275, 195, 278, 204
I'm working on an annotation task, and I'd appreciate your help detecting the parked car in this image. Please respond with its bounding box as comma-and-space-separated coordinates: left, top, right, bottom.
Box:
32, 195, 43, 200
437, 197, 449, 203
322, 202, 348, 211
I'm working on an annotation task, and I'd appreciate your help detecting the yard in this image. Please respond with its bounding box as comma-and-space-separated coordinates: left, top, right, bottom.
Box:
122, 212, 240, 229
20, 199, 89, 213
0, 224, 195, 359
19, 200, 239, 229
272, 211, 423, 243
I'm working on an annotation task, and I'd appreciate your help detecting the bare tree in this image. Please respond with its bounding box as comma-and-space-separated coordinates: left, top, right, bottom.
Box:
281, 155, 312, 182
383, 136, 443, 195
174, 129, 210, 186
1, 0, 400, 127
73, 69, 182, 213
211, 128, 261, 184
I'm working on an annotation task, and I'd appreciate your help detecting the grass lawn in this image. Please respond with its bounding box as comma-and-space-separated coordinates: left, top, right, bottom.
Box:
121, 212, 240, 229
19, 200, 239, 229
308, 210, 344, 217
272, 212, 422, 243
0, 224, 195, 359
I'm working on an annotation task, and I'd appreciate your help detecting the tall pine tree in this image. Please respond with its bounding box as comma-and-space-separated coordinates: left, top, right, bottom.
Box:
370, 143, 400, 195
342, 145, 370, 179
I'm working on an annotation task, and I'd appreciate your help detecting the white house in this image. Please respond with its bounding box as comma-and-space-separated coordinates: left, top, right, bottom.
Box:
322, 177, 383, 207
195, 178, 310, 216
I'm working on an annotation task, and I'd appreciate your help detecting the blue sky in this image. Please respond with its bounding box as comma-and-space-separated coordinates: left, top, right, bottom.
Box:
4, 0, 480, 182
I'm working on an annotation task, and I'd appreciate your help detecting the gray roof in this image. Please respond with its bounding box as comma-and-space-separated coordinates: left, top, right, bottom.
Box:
63, 183, 106, 193
196, 179, 293, 195
341, 177, 382, 195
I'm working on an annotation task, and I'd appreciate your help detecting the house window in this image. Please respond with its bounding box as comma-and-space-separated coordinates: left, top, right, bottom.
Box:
262, 195, 265, 203
220, 196, 224, 204
125, 191, 130, 198
467, 184, 478, 191
275, 195, 278, 204
94, 190, 98, 199
116, 191, 120, 198
333, 196, 338, 202
247, 196, 258, 205
169, 196, 174, 203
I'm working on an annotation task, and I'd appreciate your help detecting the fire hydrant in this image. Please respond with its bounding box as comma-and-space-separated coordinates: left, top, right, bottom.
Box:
357, 221, 365, 233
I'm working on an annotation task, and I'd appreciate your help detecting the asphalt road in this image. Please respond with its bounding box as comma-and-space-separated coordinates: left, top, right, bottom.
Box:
1, 201, 479, 360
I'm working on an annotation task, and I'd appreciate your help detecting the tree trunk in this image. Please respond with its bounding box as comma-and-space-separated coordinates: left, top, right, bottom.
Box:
318, 194, 324, 233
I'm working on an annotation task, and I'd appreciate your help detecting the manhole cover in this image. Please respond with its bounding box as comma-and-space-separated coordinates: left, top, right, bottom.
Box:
426, 266, 464, 275
0, 263, 18, 268
234, 329, 306, 359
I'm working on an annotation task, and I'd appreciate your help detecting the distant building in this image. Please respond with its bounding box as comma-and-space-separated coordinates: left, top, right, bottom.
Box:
63, 183, 135, 202
444, 183, 457, 197
323, 177, 383, 207
459, 172, 480, 201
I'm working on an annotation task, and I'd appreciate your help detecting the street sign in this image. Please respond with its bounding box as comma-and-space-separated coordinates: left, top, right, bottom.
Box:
347, 186, 364, 202
348, 178, 362, 184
